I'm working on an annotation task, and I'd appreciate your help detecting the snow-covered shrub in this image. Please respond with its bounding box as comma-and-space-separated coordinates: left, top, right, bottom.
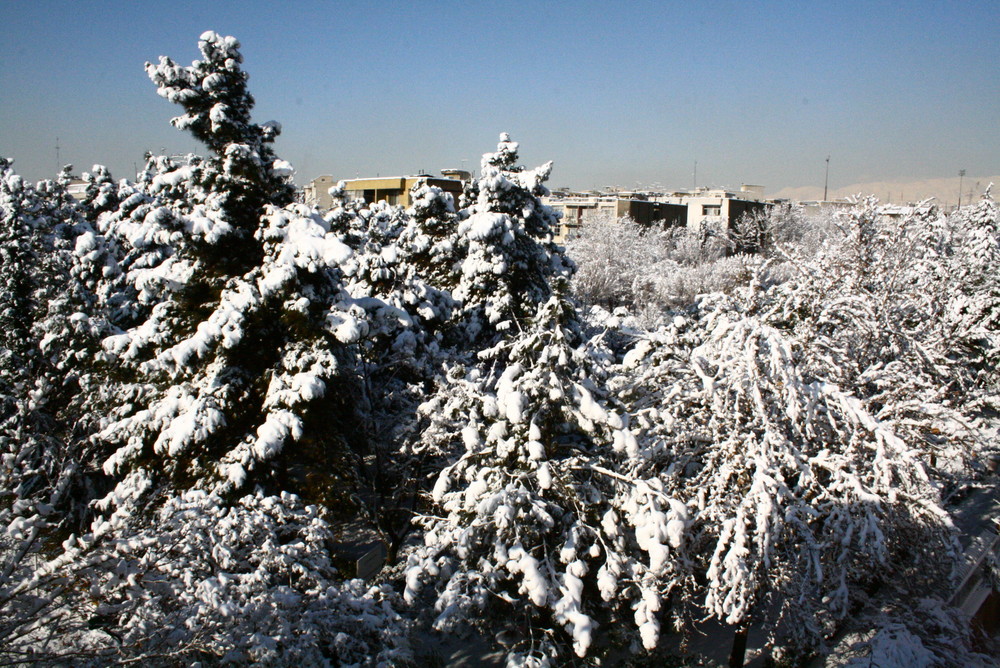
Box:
0, 159, 112, 664
564, 214, 668, 309
613, 289, 955, 660
943, 186, 1000, 386
728, 202, 829, 257
566, 215, 768, 317
84, 490, 410, 665
830, 597, 993, 667
640, 253, 761, 311
764, 196, 998, 479
661, 224, 730, 267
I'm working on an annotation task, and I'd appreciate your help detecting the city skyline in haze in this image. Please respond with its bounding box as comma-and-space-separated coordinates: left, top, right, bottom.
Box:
1, 1, 996, 198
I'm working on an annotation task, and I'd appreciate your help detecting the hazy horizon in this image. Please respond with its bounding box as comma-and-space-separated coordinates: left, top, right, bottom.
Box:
2, 1, 996, 195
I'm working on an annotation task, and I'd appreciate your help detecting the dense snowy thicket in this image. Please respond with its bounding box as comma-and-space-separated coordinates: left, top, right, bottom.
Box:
2, 32, 999, 666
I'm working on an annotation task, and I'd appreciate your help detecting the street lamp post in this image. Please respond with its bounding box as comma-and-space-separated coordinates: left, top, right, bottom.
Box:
823, 155, 830, 202
958, 169, 966, 210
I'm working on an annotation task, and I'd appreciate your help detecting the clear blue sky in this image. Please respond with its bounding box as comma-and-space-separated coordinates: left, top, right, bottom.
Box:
1, 0, 996, 194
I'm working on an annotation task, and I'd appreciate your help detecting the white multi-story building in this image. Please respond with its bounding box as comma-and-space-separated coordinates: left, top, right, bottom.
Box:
654, 184, 769, 230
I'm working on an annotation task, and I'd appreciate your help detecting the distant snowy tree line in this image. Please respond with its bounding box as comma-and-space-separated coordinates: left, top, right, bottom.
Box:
2, 32, 999, 666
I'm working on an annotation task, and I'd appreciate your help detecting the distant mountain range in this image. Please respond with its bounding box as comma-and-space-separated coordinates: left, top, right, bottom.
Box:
771, 174, 999, 207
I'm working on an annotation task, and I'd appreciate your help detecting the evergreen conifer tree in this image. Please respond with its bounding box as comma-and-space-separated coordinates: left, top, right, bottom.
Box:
0, 159, 109, 658
453, 133, 572, 345
405, 279, 640, 664
91, 32, 366, 517
0, 32, 411, 664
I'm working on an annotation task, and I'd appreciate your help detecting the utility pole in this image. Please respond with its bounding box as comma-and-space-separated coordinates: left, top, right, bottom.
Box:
958, 169, 966, 209
693, 160, 697, 190
823, 155, 830, 201
55, 137, 60, 173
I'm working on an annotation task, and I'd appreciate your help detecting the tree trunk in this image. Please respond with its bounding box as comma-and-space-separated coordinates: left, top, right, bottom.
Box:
729, 620, 750, 668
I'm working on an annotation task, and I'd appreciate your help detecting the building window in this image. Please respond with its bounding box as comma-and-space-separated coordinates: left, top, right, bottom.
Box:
702, 204, 721, 216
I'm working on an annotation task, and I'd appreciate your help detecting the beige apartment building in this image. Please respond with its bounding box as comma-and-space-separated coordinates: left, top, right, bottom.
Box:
304, 173, 466, 211
303, 175, 339, 210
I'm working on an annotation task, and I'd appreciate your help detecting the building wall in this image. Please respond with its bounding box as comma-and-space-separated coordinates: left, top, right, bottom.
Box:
303, 175, 337, 210
661, 194, 726, 230
305, 175, 464, 210
547, 198, 619, 240
656, 188, 770, 230
626, 200, 687, 228
726, 199, 769, 228
544, 197, 687, 241
342, 177, 410, 206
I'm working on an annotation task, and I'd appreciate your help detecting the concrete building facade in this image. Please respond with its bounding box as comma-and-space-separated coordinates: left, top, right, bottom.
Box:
655, 185, 770, 230
304, 173, 466, 211
303, 175, 338, 210
544, 195, 687, 241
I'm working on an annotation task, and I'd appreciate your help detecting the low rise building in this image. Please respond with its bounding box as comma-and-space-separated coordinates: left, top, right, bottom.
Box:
655, 184, 770, 230
544, 194, 687, 241
341, 175, 464, 208
304, 171, 467, 211
303, 175, 338, 210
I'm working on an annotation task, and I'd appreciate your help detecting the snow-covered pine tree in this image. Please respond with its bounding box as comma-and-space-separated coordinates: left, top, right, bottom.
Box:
0, 160, 109, 660
0, 160, 35, 384
89, 30, 369, 519
5, 31, 418, 663
74, 164, 123, 226
322, 189, 457, 563
146, 33, 294, 246
405, 278, 645, 665
453, 133, 572, 345
399, 179, 463, 295
0, 160, 105, 515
